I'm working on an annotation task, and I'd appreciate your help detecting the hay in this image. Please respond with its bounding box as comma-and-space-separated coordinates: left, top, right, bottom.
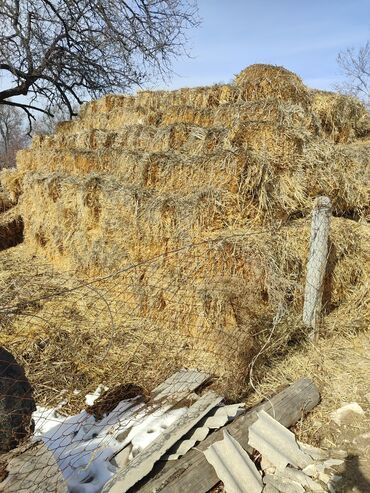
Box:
0, 63, 369, 407
15, 135, 370, 272
244, 329, 370, 447
0, 217, 368, 409
17, 148, 245, 193
298, 140, 370, 220
235, 64, 312, 107
0, 168, 25, 204
18, 172, 244, 272
312, 90, 369, 143
70, 100, 316, 133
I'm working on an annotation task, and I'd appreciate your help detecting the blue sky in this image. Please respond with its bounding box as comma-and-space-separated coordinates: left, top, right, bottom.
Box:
156, 0, 369, 91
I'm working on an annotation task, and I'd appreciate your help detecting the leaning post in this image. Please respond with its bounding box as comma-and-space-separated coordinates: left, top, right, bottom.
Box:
303, 196, 332, 341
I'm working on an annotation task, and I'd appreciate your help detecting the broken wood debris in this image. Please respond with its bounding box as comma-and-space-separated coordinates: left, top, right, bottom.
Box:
1, 372, 324, 493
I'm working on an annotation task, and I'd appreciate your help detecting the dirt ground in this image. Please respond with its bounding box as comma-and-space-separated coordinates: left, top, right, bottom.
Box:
210, 330, 369, 492
247, 330, 370, 492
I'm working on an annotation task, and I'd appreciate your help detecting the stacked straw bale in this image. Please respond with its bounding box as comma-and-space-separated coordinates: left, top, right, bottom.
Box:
0, 64, 369, 405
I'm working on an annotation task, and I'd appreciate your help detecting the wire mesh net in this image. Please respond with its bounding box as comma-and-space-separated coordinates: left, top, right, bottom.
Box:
0, 195, 364, 492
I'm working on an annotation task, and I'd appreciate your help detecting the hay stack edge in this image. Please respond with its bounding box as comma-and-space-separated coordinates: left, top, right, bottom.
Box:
0, 64, 369, 410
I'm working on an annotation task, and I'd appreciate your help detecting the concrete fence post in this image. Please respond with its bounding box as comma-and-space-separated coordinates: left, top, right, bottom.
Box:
303, 196, 332, 340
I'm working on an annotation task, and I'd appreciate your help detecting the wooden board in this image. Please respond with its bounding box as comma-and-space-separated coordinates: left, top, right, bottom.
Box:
0, 441, 68, 493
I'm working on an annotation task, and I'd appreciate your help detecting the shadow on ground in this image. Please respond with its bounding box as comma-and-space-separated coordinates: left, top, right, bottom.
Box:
338, 454, 370, 493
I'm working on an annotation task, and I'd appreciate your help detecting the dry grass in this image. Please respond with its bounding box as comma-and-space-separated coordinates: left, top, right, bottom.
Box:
0, 169, 24, 204
245, 329, 370, 446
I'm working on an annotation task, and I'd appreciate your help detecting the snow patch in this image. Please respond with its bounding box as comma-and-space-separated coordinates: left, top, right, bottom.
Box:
33, 399, 186, 493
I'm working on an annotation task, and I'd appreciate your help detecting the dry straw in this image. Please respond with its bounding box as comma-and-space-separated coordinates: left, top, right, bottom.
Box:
0, 64, 369, 406
0, 217, 368, 411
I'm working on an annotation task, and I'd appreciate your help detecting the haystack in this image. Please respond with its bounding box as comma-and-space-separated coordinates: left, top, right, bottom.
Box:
0, 64, 369, 406
0, 216, 368, 410
235, 64, 312, 107
312, 89, 369, 142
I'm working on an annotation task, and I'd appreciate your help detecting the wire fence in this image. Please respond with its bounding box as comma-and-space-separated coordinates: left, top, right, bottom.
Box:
0, 201, 334, 492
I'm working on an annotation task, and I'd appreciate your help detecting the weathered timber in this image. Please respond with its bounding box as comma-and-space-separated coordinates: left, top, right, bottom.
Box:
0, 441, 68, 493
303, 196, 332, 339
135, 377, 320, 493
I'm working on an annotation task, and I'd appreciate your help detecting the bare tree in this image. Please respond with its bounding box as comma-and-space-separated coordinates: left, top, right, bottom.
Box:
337, 39, 370, 107
0, 104, 28, 168
0, 0, 199, 127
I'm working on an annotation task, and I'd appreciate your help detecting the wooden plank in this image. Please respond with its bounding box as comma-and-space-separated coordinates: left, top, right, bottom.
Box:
103, 391, 222, 493
0, 441, 68, 493
136, 377, 320, 493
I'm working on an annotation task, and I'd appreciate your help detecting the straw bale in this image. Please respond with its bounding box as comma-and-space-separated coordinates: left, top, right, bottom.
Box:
16, 148, 245, 194
77, 86, 239, 123
0, 216, 368, 409
158, 99, 318, 133
298, 140, 370, 220
135, 84, 239, 111
0, 168, 25, 204
235, 64, 312, 107
54, 98, 319, 140
16, 167, 303, 273
15, 137, 370, 256
79, 94, 136, 119
312, 90, 369, 143
56, 106, 149, 134
30, 124, 229, 156
19, 172, 248, 273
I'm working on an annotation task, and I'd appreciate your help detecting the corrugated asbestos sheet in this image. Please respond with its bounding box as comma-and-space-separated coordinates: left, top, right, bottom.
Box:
164, 403, 244, 460
248, 410, 312, 470
3, 372, 330, 493
103, 369, 243, 492
204, 429, 263, 493
105, 391, 223, 492
201, 410, 344, 493
1, 369, 247, 493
